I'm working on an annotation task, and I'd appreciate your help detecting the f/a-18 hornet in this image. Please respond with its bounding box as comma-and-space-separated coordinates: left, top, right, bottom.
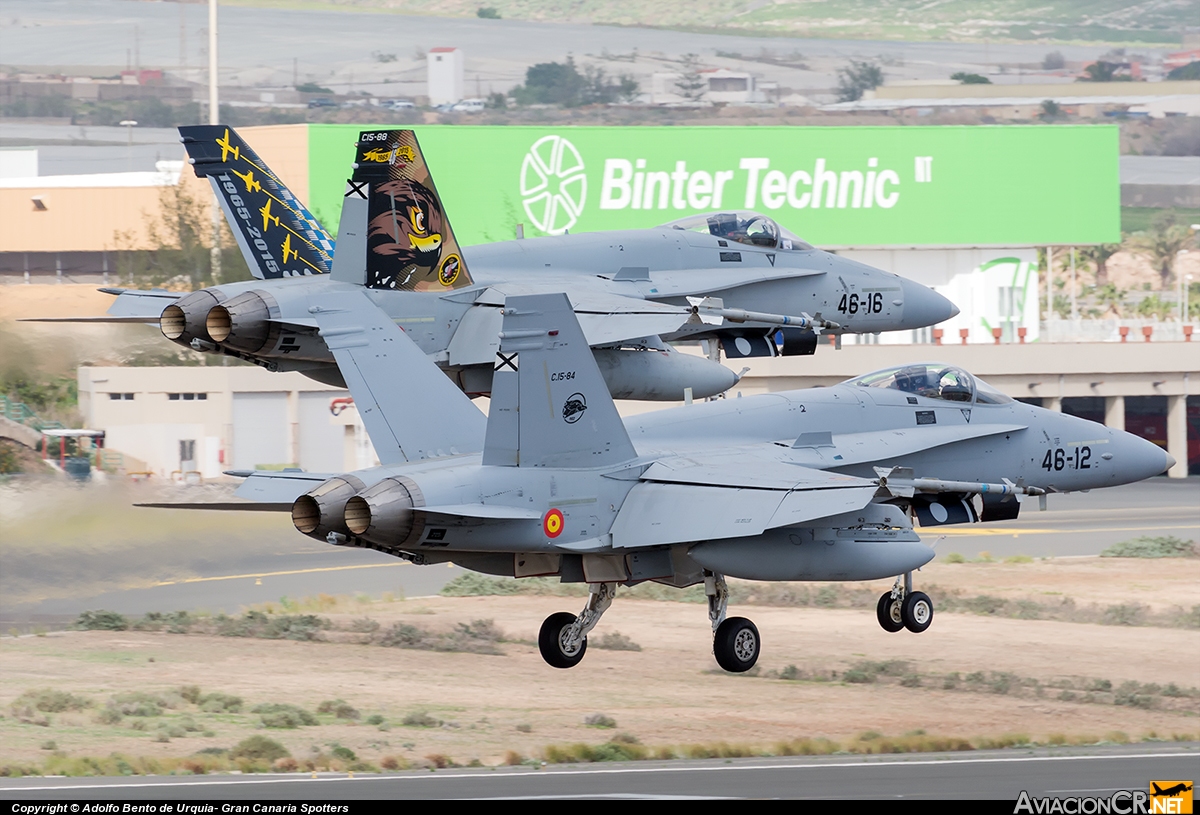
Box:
69, 126, 956, 401
150, 130, 1173, 672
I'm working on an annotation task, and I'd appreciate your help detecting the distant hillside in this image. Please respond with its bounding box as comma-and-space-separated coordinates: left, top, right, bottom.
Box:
227, 0, 1194, 45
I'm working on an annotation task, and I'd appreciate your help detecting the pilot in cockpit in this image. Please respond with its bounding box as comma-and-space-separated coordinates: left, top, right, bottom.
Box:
706, 213, 779, 248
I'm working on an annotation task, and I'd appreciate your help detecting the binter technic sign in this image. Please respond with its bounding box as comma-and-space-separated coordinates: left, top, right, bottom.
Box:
307, 124, 1119, 248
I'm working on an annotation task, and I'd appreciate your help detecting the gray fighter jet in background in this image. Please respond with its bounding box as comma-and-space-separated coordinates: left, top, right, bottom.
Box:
68, 126, 956, 401
148, 136, 1171, 672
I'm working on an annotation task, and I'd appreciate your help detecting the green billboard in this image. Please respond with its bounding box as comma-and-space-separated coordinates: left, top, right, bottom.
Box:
307, 125, 1119, 248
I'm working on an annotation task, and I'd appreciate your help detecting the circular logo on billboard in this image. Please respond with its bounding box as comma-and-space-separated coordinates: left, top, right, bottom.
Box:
520, 135, 587, 235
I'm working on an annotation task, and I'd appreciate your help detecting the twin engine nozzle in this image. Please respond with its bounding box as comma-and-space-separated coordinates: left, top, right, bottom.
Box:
159, 289, 279, 354
291, 476, 425, 550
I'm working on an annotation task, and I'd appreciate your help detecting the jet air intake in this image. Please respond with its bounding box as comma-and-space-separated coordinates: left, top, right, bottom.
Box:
205, 290, 280, 354
160, 290, 226, 347
343, 476, 425, 549
291, 474, 367, 541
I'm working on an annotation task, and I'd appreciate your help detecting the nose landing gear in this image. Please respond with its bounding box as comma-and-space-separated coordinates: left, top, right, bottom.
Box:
876, 572, 934, 634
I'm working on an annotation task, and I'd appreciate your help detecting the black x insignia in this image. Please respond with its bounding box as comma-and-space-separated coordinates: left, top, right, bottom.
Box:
345, 181, 368, 199
495, 352, 518, 372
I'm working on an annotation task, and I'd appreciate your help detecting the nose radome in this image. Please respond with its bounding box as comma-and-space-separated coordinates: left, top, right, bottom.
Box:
1115, 432, 1175, 483
899, 278, 959, 329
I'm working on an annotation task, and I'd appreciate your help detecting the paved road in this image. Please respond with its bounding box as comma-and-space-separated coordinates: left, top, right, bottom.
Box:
0, 745, 1194, 800
0, 0, 1156, 96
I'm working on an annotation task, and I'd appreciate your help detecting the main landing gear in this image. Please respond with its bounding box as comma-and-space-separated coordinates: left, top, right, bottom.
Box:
538, 582, 616, 669
707, 571, 761, 673
876, 572, 934, 634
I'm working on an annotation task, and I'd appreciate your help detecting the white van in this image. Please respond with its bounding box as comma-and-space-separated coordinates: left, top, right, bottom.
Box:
450, 98, 486, 113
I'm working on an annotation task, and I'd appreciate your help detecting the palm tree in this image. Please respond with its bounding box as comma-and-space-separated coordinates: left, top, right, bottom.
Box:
1078, 243, 1121, 287
1126, 220, 1194, 289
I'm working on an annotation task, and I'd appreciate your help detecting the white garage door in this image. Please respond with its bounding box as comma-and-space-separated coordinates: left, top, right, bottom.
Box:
298, 391, 349, 473
231, 392, 289, 470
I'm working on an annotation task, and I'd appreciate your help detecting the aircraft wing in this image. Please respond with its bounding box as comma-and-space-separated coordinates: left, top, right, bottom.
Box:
20, 288, 178, 324
610, 451, 877, 549
447, 287, 690, 366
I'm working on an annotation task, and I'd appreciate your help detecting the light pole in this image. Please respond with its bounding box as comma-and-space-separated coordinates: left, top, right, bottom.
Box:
119, 119, 137, 171
208, 0, 221, 283
1178, 250, 1189, 324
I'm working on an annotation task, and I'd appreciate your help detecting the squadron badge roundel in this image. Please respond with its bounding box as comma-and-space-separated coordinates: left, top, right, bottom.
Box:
543, 508, 564, 539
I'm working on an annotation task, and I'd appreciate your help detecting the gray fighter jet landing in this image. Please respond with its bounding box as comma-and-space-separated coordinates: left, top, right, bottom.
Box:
65, 126, 956, 402
148, 151, 1171, 672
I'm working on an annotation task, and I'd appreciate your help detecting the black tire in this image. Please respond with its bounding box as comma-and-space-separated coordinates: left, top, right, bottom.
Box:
876, 591, 905, 633
538, 611, 587, 669
713, 616, 761, 673
902, 591, 934, 633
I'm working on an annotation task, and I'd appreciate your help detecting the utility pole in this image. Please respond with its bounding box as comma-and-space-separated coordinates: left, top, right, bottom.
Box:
209, 0, 221, 284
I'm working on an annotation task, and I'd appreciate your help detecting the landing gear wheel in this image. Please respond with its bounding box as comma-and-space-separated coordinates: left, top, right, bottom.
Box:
876, 592, 905, 633
713, 616, 760, 673
539, 611, 588, 669
901, 591, 934, 633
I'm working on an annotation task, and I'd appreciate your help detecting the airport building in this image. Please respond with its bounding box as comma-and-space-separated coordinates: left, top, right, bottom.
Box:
1, 123, 1195, 476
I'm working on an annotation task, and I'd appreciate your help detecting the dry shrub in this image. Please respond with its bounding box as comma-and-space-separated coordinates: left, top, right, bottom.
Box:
272, 757, 298, 772
503, 750, 525, 766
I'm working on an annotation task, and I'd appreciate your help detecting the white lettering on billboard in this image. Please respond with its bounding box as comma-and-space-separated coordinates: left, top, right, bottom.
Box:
600, 157, 906, 211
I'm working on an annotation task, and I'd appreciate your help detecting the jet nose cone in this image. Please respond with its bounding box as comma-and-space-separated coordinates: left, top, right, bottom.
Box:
1113, 433, 1175, 483
899, 278, 959, 329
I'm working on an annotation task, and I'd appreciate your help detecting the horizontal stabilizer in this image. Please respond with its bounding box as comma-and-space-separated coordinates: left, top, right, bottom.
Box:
20, 315, 162, 324
234, 471, 336, 503
135, 501, 291, 511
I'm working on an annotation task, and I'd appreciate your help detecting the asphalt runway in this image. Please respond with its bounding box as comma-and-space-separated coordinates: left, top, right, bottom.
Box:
0, 745, 1194, 800
921, 476, 1200, 560
2, 476, 1195, 631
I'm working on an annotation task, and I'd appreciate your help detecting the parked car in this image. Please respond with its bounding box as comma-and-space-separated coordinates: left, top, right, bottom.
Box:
307, 97, 337, 109
450, 98, 485, 113
382, 99, 415, 110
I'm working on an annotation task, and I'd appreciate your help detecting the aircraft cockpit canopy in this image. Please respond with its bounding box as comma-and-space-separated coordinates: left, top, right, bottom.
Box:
660, 211, 813, 251
845, 363, 1014, 405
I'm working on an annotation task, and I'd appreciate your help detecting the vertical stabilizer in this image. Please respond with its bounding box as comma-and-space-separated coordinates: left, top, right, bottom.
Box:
483, 293, 639, 469
336, 129, 474, 292
310, 289, 486, 464
179, 125, 334, 279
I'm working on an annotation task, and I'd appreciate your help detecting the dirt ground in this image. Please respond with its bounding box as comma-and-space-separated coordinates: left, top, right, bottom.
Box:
1, 559, 1196, 769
